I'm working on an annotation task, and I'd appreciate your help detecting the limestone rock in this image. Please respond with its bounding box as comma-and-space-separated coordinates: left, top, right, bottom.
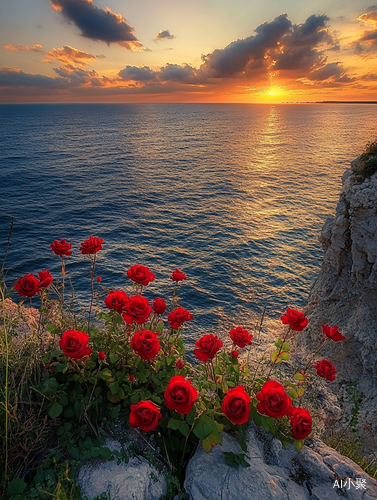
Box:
296, 160, 377, 450
77, 440, 167, 500
184, 424, 377, 500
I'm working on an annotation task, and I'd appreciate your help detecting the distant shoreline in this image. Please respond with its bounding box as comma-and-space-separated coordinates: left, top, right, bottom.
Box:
316, 101, 377, 104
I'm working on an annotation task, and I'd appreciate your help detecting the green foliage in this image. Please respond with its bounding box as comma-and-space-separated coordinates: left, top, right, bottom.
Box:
353, 139, 377, 183
223, 452, 250, 469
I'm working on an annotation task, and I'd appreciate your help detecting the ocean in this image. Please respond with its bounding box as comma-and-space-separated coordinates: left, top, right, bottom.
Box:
1, 103, 376, 347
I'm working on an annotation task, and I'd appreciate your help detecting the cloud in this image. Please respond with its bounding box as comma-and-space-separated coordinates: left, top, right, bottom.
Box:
118, 66, 157, 82
354, 10, 377, 53
43, 45, 96, 66
50, 0, 143, 50
0, 67, 67, 89
156, 30, 176, 41
4, 44, 43, 52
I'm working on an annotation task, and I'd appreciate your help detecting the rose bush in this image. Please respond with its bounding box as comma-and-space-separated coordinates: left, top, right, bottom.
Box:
7, 235, 345, 493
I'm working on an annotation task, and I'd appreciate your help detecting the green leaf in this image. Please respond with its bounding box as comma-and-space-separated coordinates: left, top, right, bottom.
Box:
294, 373, 304, 381
282, 342, 290, 351
135, 372, 147, 383
99, 447, 112, 459
109, 382, 120, 395
110, 405, 121, 420
8, 478, 27, 494
115, 314, 124, 324
280, 352, 290, 361
58, 395, 68, 406
167, 355, 175, 366
130, 393, 140, 404
294, 439, 305, 451
51, 349, 63, 357
99, 368, 113, 381
288, 389, 298, 399
42, 378, 59, 397
110, 353, 119, 364
67, 446, 80, 460
48, 401, 63, 419
275, 339, 282, 348
186, 408, 196, 426
47, 324, 55, 332
179, 422, 190, 437
270, 349, 279, 362
168, 418, 182, 431
297, 387, 305, 397
193, 415, 215, 440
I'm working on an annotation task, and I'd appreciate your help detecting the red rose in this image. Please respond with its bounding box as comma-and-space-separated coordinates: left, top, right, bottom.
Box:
322, 325, 345, 342
50, 239, 72, 256
222, 386, 251, 425
14, 273, 40, 297
289, 407, 312, 440
38, 270, 53, 289
256, 380, 291, 418
59, 330, 92, 360
231, 350, 239, 359
164, 375, 198, 414
193, 334, 223, 362
175, 360, 184, 369
168, 306, 194, 329
130, 330, 160, 360
281, 308, 308, 331
129, 374, 135, 382
122, 296, 152, 325
230, 326, 253, 348
127, 265, 155, 286
80, 235, 103, 255
104, 290, 129, 315
170, 269, 187, 282
313, 359, 337, 381
98, 351, 106, 361
129, 400, 162, 432
153, 297, 167, 315
97, 276, 102, 283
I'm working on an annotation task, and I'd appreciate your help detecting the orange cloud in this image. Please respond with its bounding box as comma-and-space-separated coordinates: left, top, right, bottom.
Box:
4, 44, 43, 52
43, 46, 97, 66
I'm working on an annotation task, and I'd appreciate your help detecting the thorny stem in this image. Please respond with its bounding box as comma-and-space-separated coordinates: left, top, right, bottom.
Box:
60, 255, 65, 302
248, 304, 266, 366
87, 254, 96, 334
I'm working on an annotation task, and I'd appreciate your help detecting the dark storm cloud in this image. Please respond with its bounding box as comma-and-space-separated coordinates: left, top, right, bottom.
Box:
200, 14, 292, 77
156, 30, 176, 41
50, 0, 142, 50
0, 67, 67, 88
274, 15, 334, 72
118, 66, 157, 82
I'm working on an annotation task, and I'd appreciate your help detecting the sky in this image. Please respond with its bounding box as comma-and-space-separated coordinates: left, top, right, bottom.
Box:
0, 0, 376, 103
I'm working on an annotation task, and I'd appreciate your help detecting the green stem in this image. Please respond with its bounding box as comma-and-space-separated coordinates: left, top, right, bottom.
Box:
87, 254, 96, 334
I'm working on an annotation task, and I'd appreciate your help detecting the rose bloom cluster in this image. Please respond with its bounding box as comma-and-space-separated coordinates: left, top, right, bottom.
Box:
14, 240, 346, 447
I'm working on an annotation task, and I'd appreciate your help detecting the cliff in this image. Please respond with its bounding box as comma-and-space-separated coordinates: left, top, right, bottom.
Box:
298, 154, 377, 450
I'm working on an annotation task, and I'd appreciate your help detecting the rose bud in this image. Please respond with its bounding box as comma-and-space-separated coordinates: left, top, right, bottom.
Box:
50, 239, 72, 256
97, 276, 102, 283
126, 264, 155, 286
129, 374, 136, 382
281, 308, 308, 331
98, 351, 106, 361
170, 269, 187, 282
231, 350, 239, 359
230, 326, 252, 348
193, 334, 222, 362
168, 306, 194, 329
38, 270, 53, 289
256, 380, 291, 418
222, 386, 251, 425
175, 360, 184, 369
130, 330, 160, 360
164, 375, 198, 414
289, 407, 312, 440
59, 330, 92, 361
322, 325, 345, 342
129, 400, 162, 432
14, 273, 40, 297
153, 297, 167, 315
79, 236, 103, 255
313, 359, 337, 381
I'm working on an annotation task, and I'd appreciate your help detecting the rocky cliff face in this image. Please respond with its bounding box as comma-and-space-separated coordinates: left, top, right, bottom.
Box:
298, 156, 377, 450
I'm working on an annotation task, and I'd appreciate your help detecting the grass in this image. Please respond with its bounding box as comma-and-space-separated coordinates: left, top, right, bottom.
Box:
353, 139, 377, 183
323, 431, 377, 479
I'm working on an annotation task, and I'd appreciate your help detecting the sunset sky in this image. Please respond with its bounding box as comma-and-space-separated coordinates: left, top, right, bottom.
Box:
1, 0, 376, 102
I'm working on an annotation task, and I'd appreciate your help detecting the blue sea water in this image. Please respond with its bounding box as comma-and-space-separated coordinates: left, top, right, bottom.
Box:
1, 103, 376, 347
